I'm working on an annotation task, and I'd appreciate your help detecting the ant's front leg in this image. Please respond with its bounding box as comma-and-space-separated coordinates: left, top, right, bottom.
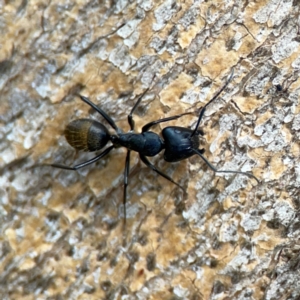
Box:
139, 154, 185, 192
142, 112, 193, 132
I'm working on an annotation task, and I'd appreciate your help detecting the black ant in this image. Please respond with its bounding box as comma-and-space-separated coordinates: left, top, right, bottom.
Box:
48, 70, 259, 221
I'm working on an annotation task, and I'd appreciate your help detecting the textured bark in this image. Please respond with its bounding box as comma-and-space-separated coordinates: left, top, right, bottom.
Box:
1, 0, 300, 299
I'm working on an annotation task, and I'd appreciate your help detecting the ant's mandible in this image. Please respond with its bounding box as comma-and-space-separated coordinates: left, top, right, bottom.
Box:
49, 70, 259, 220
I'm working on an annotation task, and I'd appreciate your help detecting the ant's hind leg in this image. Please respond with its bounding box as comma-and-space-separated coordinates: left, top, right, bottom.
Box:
49, 146, 114, 171
78, 95, 120, 133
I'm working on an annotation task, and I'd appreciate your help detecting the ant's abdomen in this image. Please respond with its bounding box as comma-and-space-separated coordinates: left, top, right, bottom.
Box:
65, 119, 110, 152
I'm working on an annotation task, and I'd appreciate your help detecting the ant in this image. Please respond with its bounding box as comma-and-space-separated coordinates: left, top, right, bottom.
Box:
48, 70, 259, 221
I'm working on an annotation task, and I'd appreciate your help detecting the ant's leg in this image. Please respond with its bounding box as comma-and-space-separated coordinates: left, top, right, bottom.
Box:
48, 146, 114, 171
191, 69, 234, 137
142, 112, 193, 132
78, 95, 121, 133
127, 88, 150, 130
139, 154, 185, 192
123, 150, 131, 223
192, 149, 260, 183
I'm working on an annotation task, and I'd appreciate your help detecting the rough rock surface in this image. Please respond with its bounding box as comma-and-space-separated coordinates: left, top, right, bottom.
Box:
1, 1, 300, 299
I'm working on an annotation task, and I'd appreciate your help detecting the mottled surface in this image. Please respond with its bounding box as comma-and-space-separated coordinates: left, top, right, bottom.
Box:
1, 0, 300, 299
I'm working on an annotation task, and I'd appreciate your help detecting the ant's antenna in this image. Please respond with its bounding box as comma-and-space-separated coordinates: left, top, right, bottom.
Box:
191, 69, 234, 137
192, 149, 259, 183
191, 69, 259, 183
